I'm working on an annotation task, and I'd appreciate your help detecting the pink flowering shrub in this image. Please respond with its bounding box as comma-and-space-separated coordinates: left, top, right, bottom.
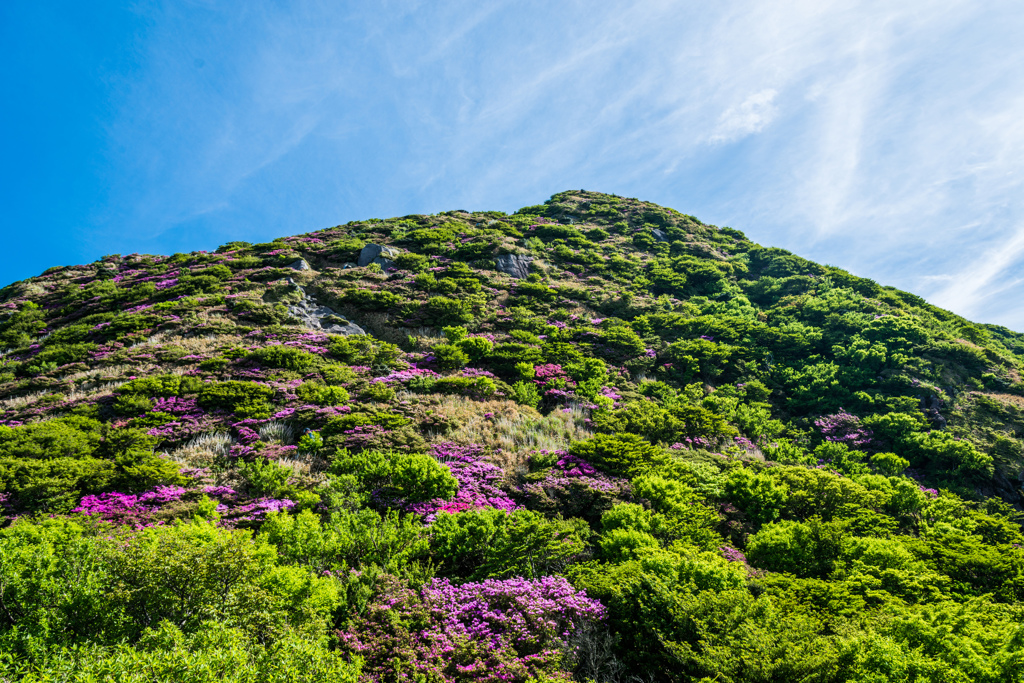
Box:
337, 575, 605, 683
815, 411, 873, 448
406, 443, 519, 520
73, 485, 294, 527
518, 452, 630, 522
73, 485, 189, 527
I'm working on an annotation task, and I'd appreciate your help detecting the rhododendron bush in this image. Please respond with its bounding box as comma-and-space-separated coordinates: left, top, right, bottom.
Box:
337, 575, 605, 683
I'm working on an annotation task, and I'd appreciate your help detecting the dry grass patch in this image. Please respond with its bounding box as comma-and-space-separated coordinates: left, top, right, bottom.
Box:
976, 391, 1024, 410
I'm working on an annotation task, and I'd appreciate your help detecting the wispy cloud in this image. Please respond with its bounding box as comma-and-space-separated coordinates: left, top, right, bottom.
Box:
710, 89, 779, 142
75, 0, 1024, 328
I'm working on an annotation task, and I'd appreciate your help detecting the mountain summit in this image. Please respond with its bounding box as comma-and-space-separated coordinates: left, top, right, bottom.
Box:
2, 191, 1023, 681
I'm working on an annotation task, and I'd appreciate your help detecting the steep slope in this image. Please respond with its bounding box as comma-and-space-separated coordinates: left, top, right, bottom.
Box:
1, 191, 1023, 682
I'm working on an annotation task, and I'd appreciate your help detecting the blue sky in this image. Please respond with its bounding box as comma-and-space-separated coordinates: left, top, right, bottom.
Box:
4, 1, 1024, 329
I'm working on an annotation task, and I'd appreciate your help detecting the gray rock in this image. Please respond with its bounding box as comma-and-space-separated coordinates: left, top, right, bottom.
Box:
372, 256, 395, 270
651, 229, 669, 242
287, 290, 365, 336
324, 321, 365, 336
495, 253, 533, 280
288, 258, 311, 271
357, 244, 399, 267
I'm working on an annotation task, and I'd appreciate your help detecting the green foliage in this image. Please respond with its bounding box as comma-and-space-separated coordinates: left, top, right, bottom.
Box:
328, 334, 402, 368
231, 298, 293, 325
424, 296, 475, 325
905, 431, 994, 479
261, 507, 428, 575
0, 519, 341, 654
430, 508, 587, 580
0, 622, 361, 683
724, 467, 788, 528
871, 452, 910, 476
342, 288, 401, 309
509, 380, 542, 408
591, 399, 736, 443
393, 252, 431, 272
747, 517, 849, 577
197, 381, 276, 419
568, 433, 664, 477
120, 373, 203, 397
431, 343, 469, 370
295, 381, 350, 406
0, 418, 182, 511
238, 458, 292, 497
248, 345, 321, 372
329, 449, 458, 505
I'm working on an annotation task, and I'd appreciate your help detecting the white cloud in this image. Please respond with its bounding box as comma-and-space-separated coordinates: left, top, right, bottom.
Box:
710, 89, 779, 142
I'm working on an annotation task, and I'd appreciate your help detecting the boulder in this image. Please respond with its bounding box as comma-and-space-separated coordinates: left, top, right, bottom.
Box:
288, 291, 365, 336
495, 254, 533, 280
323, 320, 365, 336
288, 258, 311, 271
651, 229, 669, 242
357, 244, 400, 268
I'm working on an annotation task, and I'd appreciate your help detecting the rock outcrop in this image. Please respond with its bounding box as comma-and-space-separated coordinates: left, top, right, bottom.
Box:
287, 284, 364, 335
495, 253, 533, 280
357, 244, 400, 269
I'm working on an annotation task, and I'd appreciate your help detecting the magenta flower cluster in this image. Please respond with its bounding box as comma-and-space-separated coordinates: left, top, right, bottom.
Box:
407, 443, 519, 520
73, 485, 294, 527
815, 411, 874, 448
371, 368, 439, 384
523, 452, 625, 498
720, 545, 748, 564
145, 396, 214, 440
73, 485, 188, 527
338, 575, 605, 683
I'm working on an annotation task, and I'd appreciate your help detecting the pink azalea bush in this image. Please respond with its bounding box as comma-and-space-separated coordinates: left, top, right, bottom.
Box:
406, 443, 520, 520
337, 575, 605, 683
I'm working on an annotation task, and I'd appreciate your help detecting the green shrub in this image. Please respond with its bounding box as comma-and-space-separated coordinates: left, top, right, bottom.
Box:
747, 518, 849, 578
871, 452, 910, 477
393, 252, 431, 272
119, 374, 203, 398
457, 336, 493, 360
0, 415, 104, 460
329, 449, 457, 505
248, 345, 321, 372
432, 344, 469, 370
295, 382, 350, 406
0, 519, 341, 649
424, 296, 474, 325
31, 343, 97, 367
343, 289, 401, 309
430, 508, 587, 580
260, 507, 427, 575
197, 381, 275, 419
361, 382, 396, 402
568, 433, 663, 477
231, 299, 292, 325
238, 458, 292, 497
509, 381, 541, 408
0, 623, 361, 682
328, 335, 402, 368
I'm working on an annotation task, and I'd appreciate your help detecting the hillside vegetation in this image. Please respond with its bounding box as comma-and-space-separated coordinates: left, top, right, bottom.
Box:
1, 190, 1023, 682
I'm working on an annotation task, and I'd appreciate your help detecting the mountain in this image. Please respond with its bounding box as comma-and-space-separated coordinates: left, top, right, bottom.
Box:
1, 190, 1023, 682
